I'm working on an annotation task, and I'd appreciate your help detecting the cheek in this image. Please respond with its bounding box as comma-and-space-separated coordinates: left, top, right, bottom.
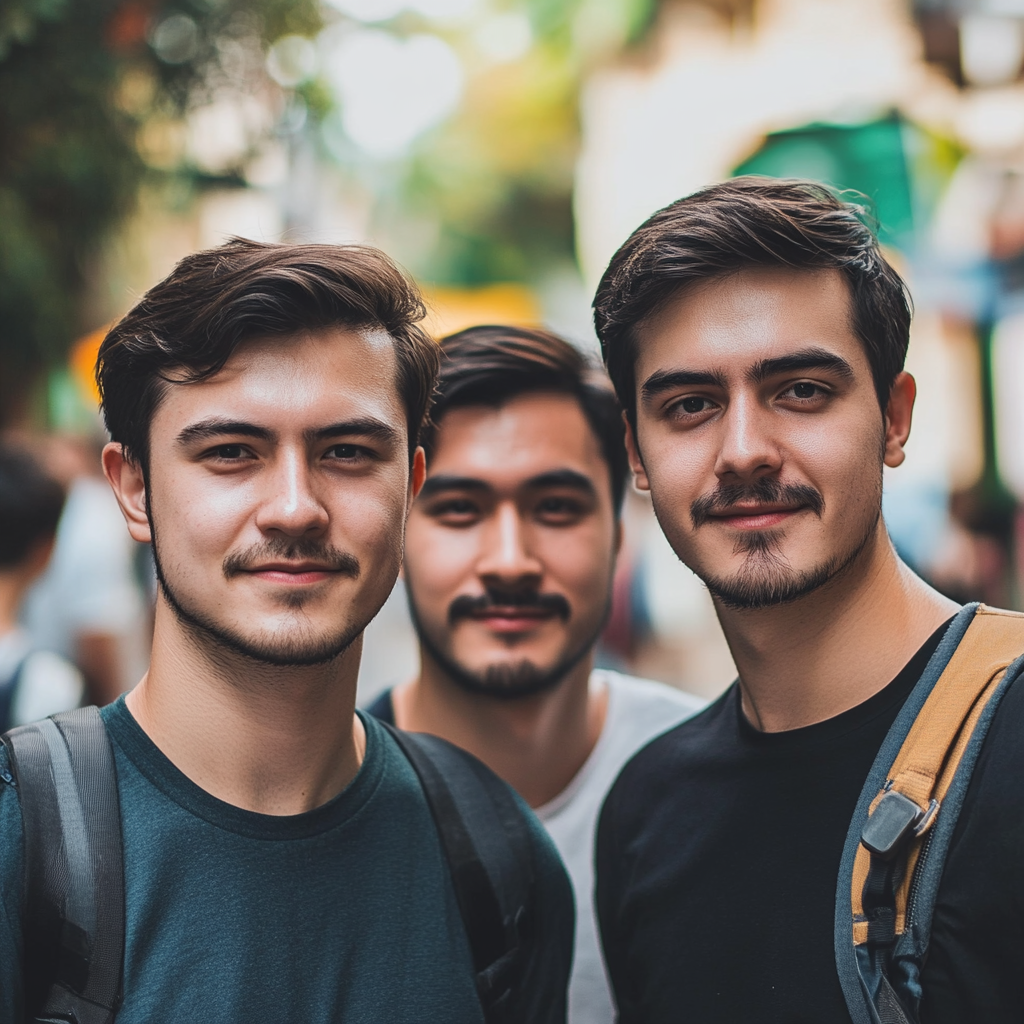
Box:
404, 520, 478, 601
641, 427, 713, 493
785, 414, 883, 499
537, 527, 615, 596
150, 470, 253, 558
341, 492, 408, 560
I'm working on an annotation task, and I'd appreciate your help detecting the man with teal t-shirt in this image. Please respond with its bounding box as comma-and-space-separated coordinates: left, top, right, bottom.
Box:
0, 240, 573, 1023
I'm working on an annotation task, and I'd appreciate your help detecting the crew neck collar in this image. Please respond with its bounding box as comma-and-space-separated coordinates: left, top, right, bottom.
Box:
733, 615, 956, 748
101, 697, 387, 840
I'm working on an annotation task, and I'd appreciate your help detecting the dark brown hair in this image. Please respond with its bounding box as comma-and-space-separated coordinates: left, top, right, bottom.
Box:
97, 238, 440, 471
593, 177, 912, 423
424, 325, 629, 514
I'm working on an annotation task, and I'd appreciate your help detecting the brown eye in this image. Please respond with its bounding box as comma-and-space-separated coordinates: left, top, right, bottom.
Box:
792, 382, 817, 399
326, 445, 361, 459
680, 397, 709, 414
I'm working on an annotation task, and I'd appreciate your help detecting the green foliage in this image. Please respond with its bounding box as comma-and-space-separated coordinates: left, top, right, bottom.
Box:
0, 0, 319, 423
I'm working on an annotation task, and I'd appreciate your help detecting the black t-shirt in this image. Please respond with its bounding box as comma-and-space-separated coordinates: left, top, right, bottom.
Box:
596, 618, 1024, 1023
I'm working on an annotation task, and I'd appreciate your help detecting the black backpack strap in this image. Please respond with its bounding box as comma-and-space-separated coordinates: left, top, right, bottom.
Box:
382, 723, 536, 1024
3, 706, 125, 1024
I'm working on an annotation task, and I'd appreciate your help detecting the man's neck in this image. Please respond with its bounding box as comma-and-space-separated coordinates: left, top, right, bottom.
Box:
717, 526, 959, 732
393, 653, 606, 808
126, 599, 365, 816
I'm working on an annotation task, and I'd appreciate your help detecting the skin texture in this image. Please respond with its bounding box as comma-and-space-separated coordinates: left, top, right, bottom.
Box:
626, 267, 957, 731
103, 327, 425, 814
395, 393, 618, 807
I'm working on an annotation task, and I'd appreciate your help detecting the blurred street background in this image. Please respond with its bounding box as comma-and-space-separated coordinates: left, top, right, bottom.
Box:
3, 0, 1024, 705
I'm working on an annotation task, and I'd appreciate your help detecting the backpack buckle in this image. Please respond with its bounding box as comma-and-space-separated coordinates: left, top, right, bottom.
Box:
861, 790, 924, 860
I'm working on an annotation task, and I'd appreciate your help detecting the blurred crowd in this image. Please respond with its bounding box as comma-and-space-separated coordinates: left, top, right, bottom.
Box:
0, 434, 152, 729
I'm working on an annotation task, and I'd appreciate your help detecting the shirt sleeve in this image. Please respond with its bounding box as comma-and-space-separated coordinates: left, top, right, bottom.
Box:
0, 745, 25, 1022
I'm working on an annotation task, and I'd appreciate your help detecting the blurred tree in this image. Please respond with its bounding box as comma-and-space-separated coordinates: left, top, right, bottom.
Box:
320, 0, 660, 292
0, 0, 319, 425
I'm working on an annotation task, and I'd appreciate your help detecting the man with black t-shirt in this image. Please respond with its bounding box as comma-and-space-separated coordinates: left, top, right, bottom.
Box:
591, 178, 1024, 1023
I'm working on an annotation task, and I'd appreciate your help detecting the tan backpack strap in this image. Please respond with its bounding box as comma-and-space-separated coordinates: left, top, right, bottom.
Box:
852, 605, 1024, 944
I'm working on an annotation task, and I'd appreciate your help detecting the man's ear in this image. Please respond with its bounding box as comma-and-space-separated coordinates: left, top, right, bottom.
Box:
623, 415, 650, 492
883, 372, 916, 469
410, 446, 427, 501
102, 442, 151, 543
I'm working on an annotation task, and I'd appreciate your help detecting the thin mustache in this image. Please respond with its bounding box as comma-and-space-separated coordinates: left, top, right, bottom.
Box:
690, 480, 825, 528
223, 540, 361, 579
448, 590, 571, 626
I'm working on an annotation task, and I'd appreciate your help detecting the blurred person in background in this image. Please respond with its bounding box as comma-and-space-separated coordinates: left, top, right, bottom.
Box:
21, 433, 150, 705
0, 241, 573, 1024
0, 444, 84, 731
367, 325, 704, 1024
593, 179, 1024, 1023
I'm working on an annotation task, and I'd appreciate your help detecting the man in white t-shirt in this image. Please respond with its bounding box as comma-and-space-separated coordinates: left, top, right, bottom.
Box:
366, 325, 704, 1024
0, 444, 84, 731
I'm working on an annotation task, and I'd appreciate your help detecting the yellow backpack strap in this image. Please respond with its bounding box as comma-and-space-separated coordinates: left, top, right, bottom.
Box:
842, 605, 1024, 1024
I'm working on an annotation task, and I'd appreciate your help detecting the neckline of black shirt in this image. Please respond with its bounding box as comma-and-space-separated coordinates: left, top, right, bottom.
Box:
730, 614, 956, 750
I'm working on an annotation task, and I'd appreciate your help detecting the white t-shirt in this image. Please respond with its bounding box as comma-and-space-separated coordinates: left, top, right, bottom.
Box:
0, 627, 84, 726
536, 670, 705, 1024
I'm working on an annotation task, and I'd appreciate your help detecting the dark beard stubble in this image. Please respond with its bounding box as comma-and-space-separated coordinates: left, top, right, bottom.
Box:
404, 574, 613, 700
659, 474, 882, 611
151, 526, 366, 667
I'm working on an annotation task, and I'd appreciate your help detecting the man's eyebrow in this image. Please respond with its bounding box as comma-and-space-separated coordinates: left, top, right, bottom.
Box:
525, 469, 597, 495
175, 419, 275, 447
306, 419, 403, 447
746, 347, 855, 385
640, 368, 728, 401
418, 475, 491, 499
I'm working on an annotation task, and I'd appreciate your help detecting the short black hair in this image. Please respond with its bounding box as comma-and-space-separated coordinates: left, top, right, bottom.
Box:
97, 238, 440, 473
0, 444, 66, 569
593, 176, 913, 424
425, 325, 629, 514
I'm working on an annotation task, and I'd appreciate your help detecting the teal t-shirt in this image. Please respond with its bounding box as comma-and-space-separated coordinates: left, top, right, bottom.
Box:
0, 700, 571, 1022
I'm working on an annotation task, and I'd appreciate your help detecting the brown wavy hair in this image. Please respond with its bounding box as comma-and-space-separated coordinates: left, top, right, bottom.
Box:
97, 238, 439, 473
593, 176, 912, 425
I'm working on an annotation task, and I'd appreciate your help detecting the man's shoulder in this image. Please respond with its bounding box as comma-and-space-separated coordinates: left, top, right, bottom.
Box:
597, 669, 706, 721
599, 683, 734, 825
362, 687, 396, 726
580, 669, 708, 787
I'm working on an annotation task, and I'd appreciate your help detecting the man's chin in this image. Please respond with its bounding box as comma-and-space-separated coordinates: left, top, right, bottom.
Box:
165, 594, 363, 667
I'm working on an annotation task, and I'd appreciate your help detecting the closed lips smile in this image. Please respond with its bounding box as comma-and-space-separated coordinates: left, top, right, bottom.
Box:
471, 608, 555, 631
248, 564, 336, 583
710, 505, 805, 529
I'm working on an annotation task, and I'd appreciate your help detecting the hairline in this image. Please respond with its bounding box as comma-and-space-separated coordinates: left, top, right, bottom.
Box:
622, 264, 891, 425
123, 323, 417, 474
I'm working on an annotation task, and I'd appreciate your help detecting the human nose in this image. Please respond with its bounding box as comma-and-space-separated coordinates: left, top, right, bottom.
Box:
475, 504, 543, 586
713, 393, 782, 482
255, 450, 329, 537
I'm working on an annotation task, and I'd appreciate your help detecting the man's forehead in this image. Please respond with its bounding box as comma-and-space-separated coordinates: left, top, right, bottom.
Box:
635, 266, 865, 373
151, 326, 405, 433
427, 396, 607, 485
